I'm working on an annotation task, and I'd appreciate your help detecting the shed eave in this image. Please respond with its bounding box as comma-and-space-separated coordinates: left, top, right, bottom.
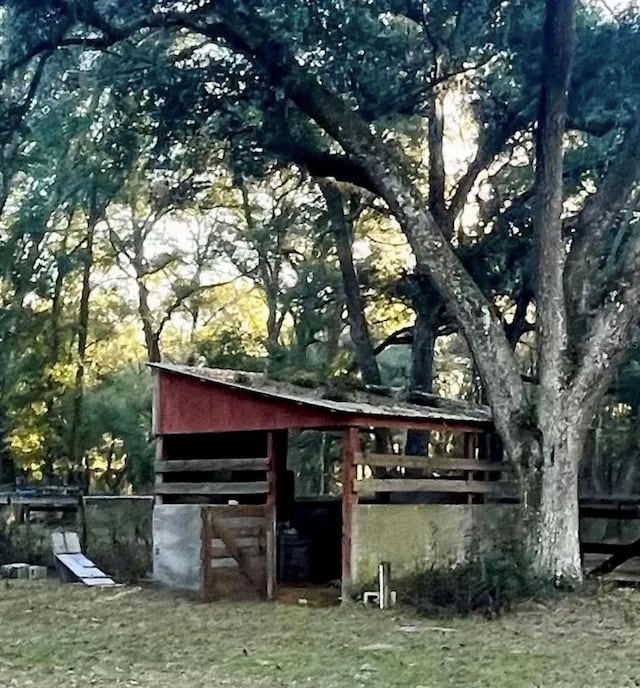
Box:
149, 363, 492, 430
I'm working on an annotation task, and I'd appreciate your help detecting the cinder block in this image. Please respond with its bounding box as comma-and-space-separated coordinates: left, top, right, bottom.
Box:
29, 565, 47, 580
1, 563, 30, 579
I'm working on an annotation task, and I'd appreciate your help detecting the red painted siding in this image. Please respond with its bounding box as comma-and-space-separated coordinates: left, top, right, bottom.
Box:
157, 372, 345, 434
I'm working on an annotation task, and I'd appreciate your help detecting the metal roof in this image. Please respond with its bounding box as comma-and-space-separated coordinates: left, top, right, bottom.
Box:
150, 363, 492, 428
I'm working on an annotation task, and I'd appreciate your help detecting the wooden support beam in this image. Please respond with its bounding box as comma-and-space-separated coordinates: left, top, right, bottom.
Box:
154, 436, 165, 506
341, 427, 359, 604
354, 478, 506, 496
348, 417, 489, 433
151, 369, 161, 435
463, 434, 478, 505
201, 508, 213, 602
156, 482, 268, 496
156, 458, 269, 473
266, 432, 277, 601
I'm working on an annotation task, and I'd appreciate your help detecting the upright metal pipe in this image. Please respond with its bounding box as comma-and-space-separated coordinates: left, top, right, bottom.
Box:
378, 561, 391, 609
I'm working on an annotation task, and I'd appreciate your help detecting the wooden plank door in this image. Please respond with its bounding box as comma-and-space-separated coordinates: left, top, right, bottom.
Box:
201, 505, 273, 601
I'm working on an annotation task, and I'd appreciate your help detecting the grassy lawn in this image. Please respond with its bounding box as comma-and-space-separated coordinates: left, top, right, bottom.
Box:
1, 582, 640, 687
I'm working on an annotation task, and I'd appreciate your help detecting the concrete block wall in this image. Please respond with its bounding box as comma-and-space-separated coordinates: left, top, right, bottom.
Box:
153, 504, 202, 592
351, 504, 513, 586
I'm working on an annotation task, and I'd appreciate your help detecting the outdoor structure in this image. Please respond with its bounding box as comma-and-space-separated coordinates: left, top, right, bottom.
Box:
150, 363, 507, 602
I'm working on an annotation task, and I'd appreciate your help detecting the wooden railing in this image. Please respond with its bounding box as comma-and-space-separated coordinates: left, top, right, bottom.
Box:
155, 456, 269, 500
157, 458, 268, 472
353, 452, 511, 499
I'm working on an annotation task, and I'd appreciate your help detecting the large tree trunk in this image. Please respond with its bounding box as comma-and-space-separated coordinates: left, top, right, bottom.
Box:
136, 276, 161, 363
405, 302, 439, 457
318, 181, 392, 461
69, 196, 99, 489
319, 180, 381, 386
517, 418, 585, 582
42, 232, 68, 482
525, 0, 579, 581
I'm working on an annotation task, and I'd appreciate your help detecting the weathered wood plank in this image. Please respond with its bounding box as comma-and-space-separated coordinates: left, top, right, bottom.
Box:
206, 505, 266, 518
156, 458, 269, 473
581, 542, 628, 555
211, 536, 260, 548
201, 508, 213, 602
356, 453, 506, 472
155, 435, 165, 506
211, 536, 261, 558
207, 568, 265, 601
354, 478, 504, 495
428, 458, 506, 472
580, 505, 640, 520
223, 526, 262, 538
211, 557, 239, 569
266, 431, 277, 601
156, 482, 268, 496
341, 427, 359, 603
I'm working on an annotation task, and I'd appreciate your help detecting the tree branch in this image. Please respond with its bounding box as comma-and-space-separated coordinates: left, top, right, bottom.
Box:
175, 7, 528, 429
569, 226, 640, 418
292, 148, 378, 194
565, 118, 640, 319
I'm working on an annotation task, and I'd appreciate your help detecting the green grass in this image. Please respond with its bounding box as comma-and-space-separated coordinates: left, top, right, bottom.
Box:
0, 581, 639, 687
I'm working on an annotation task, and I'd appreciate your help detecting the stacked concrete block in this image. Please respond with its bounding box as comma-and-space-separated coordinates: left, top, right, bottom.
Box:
0, 563, 30, 579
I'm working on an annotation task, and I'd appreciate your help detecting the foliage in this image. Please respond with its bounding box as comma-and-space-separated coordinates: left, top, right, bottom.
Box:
397, 551, 553, 618
397, 529, 556, 617
83, 499, 153, 581
80, 368, 154, 492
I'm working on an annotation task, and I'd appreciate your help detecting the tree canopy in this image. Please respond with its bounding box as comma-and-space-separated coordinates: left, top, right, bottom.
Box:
0, 0, 639, 581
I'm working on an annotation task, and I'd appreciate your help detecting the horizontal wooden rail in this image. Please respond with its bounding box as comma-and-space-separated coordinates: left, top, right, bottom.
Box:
203, 505, 265, 517
356, 453, 506, 472
354, 478, 507, 496
156, 458, 268, 473
156, 481, 268, 496
581, 542, 628, 555
580, 505, 640, 520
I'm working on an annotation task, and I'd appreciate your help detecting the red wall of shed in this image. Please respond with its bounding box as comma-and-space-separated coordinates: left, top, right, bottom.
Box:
157, 372, 344, 434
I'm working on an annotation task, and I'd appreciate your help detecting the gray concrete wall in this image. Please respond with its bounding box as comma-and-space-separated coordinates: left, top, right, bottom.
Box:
153, 504, 202, 592
351, 504, 514, 586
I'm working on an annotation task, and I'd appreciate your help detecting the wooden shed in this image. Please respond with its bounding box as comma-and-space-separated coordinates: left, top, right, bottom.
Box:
150, 364, 502, 602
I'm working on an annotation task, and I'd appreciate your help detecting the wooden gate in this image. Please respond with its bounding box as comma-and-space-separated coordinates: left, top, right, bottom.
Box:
201, 505, 275, 601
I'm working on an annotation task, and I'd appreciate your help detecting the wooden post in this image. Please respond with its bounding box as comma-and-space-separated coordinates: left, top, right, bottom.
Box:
341, 427, 358, 604
266, 431, 277, 601
154, 436, 165, 506
201, 506, 212, 602
152, 371, 165, 505
463, 433, 478, 505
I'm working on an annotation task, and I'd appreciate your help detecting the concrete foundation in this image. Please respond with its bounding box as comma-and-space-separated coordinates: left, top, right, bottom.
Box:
351, 504, 513, 586
153, 504, 202, 592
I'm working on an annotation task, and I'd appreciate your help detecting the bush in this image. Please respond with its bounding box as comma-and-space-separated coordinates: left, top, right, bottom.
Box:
83, 499, 152, 583
397, 543, 555, 617
85, 539, 150, 583
0, 506, 75, 567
